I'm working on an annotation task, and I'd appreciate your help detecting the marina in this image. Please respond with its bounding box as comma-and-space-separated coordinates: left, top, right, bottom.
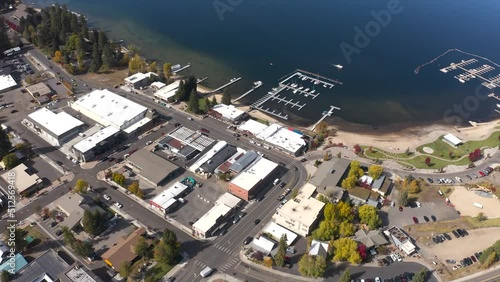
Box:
232, 81, 263, 103
207, 77, 243, 94
310, 105, 341, 131
250, 69, 343, 120
440, 59, 500, 88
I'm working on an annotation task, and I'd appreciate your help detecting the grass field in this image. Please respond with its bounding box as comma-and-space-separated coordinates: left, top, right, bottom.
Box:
416, 132, 500, 160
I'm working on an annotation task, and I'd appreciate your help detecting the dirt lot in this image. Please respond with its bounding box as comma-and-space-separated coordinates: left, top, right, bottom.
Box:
449, 186, 500, 218
78, 68, 128, 89
423, 227, 500, 261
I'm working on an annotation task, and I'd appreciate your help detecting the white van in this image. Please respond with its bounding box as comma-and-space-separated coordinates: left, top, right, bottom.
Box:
273, 178, 280, 186
200, 266, 213, 277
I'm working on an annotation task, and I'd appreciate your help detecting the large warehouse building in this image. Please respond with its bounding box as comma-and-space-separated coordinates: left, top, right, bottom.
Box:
24, 108, 84, 146
69, 89, 152, 134
228, 157, 279, 201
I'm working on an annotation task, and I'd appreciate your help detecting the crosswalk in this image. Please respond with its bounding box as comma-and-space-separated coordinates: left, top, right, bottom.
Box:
212, 243, 238, 256
193, 257, 240, 273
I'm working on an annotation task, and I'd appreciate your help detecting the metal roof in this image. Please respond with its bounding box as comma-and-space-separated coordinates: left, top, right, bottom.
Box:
229, 150, 258, 173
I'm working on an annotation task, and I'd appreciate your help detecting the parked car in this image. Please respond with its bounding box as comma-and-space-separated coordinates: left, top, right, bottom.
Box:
452, 229, 461, 238
471, 255, 477, 263
114, 202, 123, 209
103, 194, 111, 201
254, 219, 261, 225
187, 117, 193, 120
55, 230, 63, 236
443, 233, 452, 240
243, 236, 253, 245
279, 182, 286, 188
431, 215, 437, 222
427, 178, 434, 183
146, 141, 153, 145
412, 217, 419, 224
50, 221, 58, 228
232, 217, 240, 224
200, 128, 210, 133
423, 216, 430, 222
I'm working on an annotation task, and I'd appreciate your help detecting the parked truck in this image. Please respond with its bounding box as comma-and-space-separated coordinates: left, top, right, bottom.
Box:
473, 202, 483, 209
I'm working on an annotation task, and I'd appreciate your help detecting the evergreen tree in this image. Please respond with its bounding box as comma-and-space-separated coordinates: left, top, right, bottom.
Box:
89, 42, 102, 72
0, 128, 12, 160
101, 43, 113, 70
211, 96, 218, 107
399, 190, 409, 207
187, 89, 199, 114
98, 31, 107, 50
204, 97, 211, 113
274, 234, 288, 267
221, 88, 231, 105
162, 228, 177, 246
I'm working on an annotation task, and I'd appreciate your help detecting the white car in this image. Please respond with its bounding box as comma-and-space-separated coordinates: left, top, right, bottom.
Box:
114, 202, 123, 209
103, 194, 111, 201
455, 176, 462, 182
145, 141, 153, 146
375, 278, 381, 282
187, 117, 193, 120
416, 201, 421, 208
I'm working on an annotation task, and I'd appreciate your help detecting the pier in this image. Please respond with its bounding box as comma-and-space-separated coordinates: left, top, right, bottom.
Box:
255, 107, 289, 120
440, 59, 500, 89
172, 64, 191, 74
270, 95, 306, 110
250, 86, 291, 119
197, 77, 208, 84
207, 77, 242, 94
310, 105, 341, 131
488, 93, 500, 101
233, 81, 263, 103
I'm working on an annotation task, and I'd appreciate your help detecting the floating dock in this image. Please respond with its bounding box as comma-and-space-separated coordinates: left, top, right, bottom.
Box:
488, 93, 500, 101
233, 81, 263, 103
207, 77, 242, 94
440, 59, 500, 89
172, 64, 191, 74
197, 77, 208, 84
270, 95, 306, 110
310, 105, 341, 131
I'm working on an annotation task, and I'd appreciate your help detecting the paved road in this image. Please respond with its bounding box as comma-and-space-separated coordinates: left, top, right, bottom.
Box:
8, 47, 496, 282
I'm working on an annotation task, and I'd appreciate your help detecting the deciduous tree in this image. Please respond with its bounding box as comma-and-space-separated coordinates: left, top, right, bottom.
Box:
341, 175, 357, 189
128, 181, 139, 194
119, 262, 132, 278
163, 62, 172, 79
358, 205, 382, 230
412, 268, 428, 282
332, 238, 361, 264
400, 190, 409, 207
368, 164, 383, 180
148, 61, 158, 73
298, 254, 326, 278
2, 153, 19, 170
74, 178, 89, 194
425, 157, 431, 166
339, 221, 354, 237
134, 237, 150, 258
0, 127, 12, 159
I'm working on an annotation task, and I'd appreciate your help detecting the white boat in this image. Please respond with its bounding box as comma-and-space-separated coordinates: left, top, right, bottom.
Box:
497, 104, 500, 109
253, 81, 263, 87
304, 88, 310, 92
293, 90, 298, 94
314, 80, 320, 85
323, 84, 327, 88
298, 86, 304, 90
302, 77, 307, 81
272, 87, 278, 91
310, 90, 315, 94
334, 64, 343, 69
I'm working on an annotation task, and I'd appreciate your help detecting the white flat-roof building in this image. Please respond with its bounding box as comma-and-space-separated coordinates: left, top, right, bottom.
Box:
250, 236, 276, 256
188, 140, 227, 173
71, 126, 120, 162
384, 226, 416, 255
192, 192, 241, 238
149, 181, 190, 213
1, 164, 42, 195
443, 133, 463, 148
0, 74, 17, 93
272, 183, 325, 236
238, 121, 306, 156
69, 89, 150, 133
154, 81, 181, 103
264, 126, 307, 156
25, 108, 84, 146
263, 222, 298, 246
238, 119, 268, 136
151, 81, 166, 90
124, 72, 157, 89
228, 157, 278, 201
209, 104, 247, 123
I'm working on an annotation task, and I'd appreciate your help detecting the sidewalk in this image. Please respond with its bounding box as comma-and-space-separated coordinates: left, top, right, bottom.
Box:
96, 171, 202, 240
208, 273, 244, 282
238, 250, 323, 282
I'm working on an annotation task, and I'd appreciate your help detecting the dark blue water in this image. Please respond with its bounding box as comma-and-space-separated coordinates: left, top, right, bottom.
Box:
33, 0, 500, 128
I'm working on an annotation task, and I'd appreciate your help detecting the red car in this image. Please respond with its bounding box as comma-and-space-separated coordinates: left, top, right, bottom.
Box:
201, 128, 210, 133
399, 206, 403, 212
412, 217, 419, 224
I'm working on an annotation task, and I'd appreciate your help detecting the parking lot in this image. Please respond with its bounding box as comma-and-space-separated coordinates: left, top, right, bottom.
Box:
91, 218, 137, 256
28, 156, 62, 183
387, 198, 460, 227
449, 186, 500, 218
420, 227, 500, 266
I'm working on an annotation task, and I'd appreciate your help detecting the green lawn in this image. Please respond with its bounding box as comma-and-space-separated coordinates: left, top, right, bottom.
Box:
362, 146, 412, 159
145, 262, 174, 281
405, 155, 471, 169
24, 226, 47, 248
198, 98, 208, 112
416, 131, 500, 160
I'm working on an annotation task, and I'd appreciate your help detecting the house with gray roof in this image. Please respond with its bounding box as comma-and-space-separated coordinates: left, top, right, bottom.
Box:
199, 144, 237, 173
308, 240, 329, 257
309, 158, 350, 201
12, 250, 69, 282
353, 229, 389, 249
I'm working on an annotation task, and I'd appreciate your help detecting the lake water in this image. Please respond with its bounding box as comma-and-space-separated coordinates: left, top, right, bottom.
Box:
32, 0, 500, 129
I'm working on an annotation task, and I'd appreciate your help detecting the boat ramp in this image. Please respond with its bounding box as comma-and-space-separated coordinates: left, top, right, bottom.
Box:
207, 77, 242, 94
